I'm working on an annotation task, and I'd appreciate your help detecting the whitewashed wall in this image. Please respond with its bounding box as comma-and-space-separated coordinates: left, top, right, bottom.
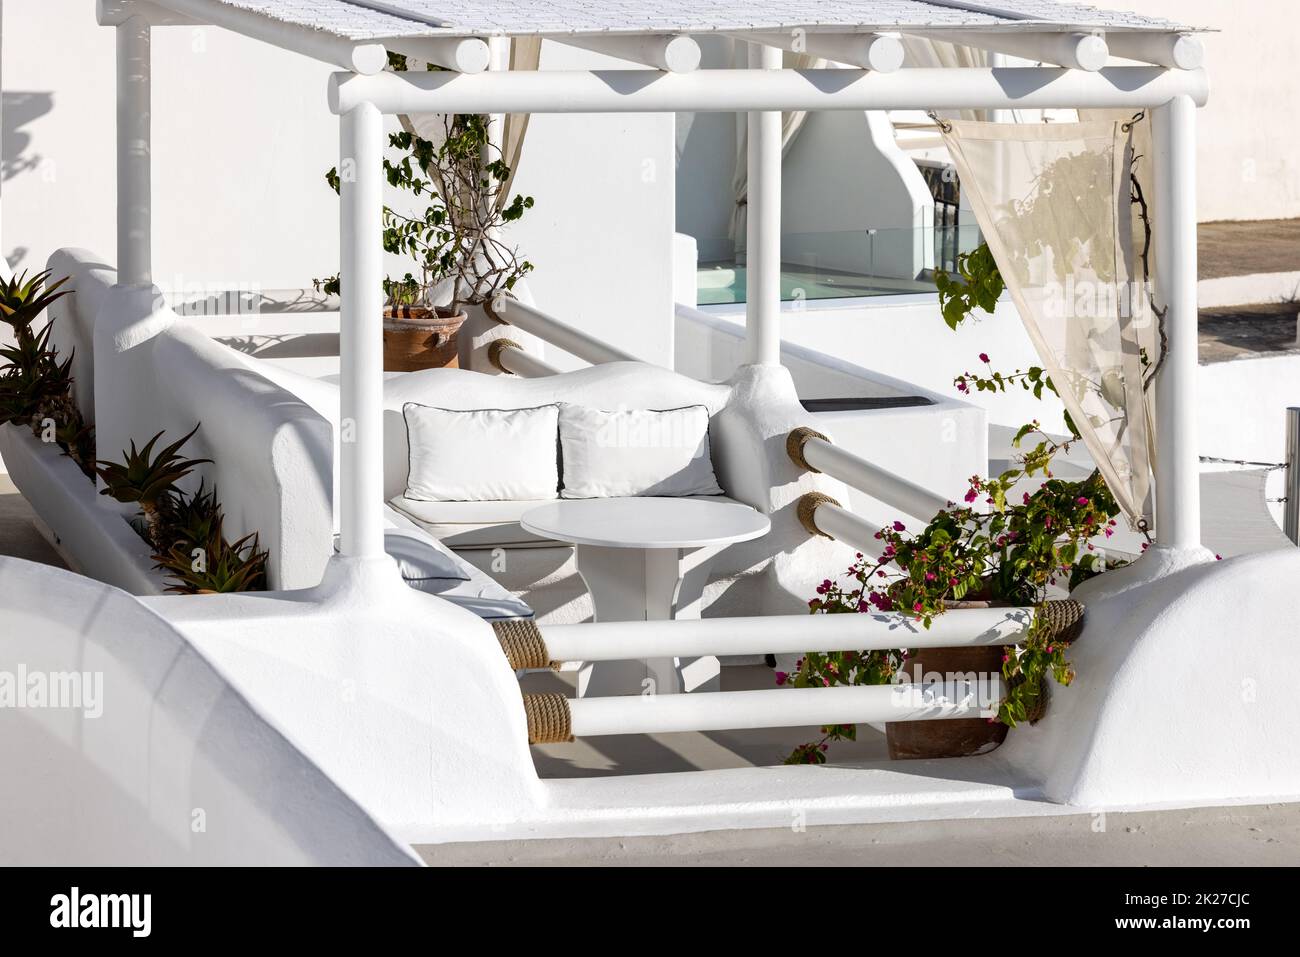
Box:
1, 1, 677, 366
1119, 0, 1300, 222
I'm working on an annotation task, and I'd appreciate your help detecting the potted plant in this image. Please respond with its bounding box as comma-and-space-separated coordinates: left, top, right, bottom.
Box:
784, 244, 1120, 764
316, 55, 534, 372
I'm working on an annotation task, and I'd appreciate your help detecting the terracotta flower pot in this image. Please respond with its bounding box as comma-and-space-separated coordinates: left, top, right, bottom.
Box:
382, 304, 466, 372
885, 599, 1010, 760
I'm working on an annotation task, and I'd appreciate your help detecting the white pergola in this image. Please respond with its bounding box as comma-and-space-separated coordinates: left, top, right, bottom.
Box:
97, 0, 1210, 566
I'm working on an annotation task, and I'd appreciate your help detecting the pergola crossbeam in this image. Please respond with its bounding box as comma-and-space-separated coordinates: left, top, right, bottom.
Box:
913, 28, 1110, 71
1106, 32, 1204, 71
551, 33, 702, 73
730, 30, 906, 73
330, 65, 1210, 116
384, 36, 491, 73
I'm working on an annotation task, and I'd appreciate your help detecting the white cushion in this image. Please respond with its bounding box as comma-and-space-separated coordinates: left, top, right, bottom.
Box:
403, 403, 560, 502
558, 404, 724, 499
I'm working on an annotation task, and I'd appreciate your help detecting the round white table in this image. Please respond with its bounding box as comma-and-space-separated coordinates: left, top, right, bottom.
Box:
521, 497, 770, 696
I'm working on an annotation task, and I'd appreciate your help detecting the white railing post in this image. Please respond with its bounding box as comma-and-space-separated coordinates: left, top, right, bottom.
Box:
1285, 407, 1300, 546
116, 15, 151, 286
745, 42, 782, 366
338, 101, 385, 558
1152, 95, 1202, 549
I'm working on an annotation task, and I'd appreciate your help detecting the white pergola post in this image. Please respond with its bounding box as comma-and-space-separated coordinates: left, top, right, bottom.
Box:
338, 101, 385, 558
1152, 95, 1201, 549
116, 15, 152, 286
744, 43, 782, 366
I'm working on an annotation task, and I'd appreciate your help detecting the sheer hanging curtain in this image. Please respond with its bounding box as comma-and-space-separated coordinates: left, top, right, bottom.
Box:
397, 37, 543, 214
730, 46, 828, 257
940, 118, 1158, 529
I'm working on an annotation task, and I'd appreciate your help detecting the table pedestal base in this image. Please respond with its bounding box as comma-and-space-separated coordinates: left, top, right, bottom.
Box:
574, 543, 722, 697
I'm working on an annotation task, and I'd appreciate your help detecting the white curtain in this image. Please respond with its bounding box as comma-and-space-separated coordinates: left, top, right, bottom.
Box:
940, 118, 1158, 528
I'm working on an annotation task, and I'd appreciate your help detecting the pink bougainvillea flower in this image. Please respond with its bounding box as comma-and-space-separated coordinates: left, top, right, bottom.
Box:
964, 488, 979, 503
892, 520, 906, 531
1076, 497, 1090, 506
913, 601, 924, 613
979, 352, 990, 363
775, 672, 788, 686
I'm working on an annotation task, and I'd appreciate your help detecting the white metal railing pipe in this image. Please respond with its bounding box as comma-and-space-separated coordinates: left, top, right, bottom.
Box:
489, 297, 638, 366
789, 427, 951, 522
565, 681, 1003, 738
796, 493, 883, 554
487, 338, 563, 378
330, 66, 1211, 116
539, 607, 1034, 662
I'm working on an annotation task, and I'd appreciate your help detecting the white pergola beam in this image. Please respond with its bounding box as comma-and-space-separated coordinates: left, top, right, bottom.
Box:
1106, 32, 1204, 71
918, 29, 1110, 71
116, 16, 151, 287
554, 33, 701, 73
384, 36, 492, 74
331, 65, 1209, 115
1152, 95, 1202, 548
732, 31, 905, 73
149, 0, 389, 74
745, 42, 782, 366
337, 102, 386, 558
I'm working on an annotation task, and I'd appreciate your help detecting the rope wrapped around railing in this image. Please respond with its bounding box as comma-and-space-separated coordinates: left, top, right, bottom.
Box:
493, 618, 556, 670
796, 491, 883, 552
787, 426, 951, 522
521, 693, 573, 744
796, 491, 841, 538
485, 296, 638, 367
506, 602, 1085, 742
485, 337, 563, 378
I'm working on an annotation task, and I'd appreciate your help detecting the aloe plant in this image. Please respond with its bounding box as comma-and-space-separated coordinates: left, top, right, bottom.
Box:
0, 270, 70, 346
96, 425, 212, 549
155, 528, 268, 594
158, 480, 224, 553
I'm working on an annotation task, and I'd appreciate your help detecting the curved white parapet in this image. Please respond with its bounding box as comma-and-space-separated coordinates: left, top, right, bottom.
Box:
999, 547, 1300, 809
0, 556, 417, 865
143, 554, 546, 843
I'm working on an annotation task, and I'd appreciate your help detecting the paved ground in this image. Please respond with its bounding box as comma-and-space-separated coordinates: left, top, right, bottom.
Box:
1199, 219, 1300, 281
421, 801, 1300, 866
0, 474, 65, 568
1199, 300, 1299, 363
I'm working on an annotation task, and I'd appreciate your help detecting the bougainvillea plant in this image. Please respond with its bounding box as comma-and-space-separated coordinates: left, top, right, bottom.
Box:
783, 244, 1126, 764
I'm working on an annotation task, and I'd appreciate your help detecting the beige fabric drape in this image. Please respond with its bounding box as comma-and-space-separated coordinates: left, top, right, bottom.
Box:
729, 48, 828, 252
397, 36, 542, 213
940, 119, 1156, 528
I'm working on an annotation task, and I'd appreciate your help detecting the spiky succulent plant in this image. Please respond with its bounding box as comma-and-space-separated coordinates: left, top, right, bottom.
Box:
96, 424, 212, 550
155, 528, 268, 594
0, 270, 70, 341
